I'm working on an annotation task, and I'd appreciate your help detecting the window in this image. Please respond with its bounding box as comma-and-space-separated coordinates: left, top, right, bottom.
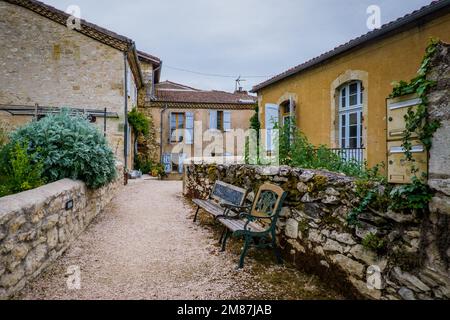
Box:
280, 101, 295, 127
210, 110, 231, 132
170, 112, 194, 144
339, 81, 363, 149
265, 104, 279, 153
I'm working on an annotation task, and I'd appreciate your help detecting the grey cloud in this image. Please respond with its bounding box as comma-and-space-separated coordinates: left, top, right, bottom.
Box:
45, 0, 433, 92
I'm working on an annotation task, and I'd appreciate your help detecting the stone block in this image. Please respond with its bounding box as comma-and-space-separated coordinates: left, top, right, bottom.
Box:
331, 254, 365, 278
47, 227, 59, 249
349, 276, 382, 300
398, 287, 416, 300
350, 245, 387, 271
0, 265, 25, 288
323, 239, 345, 253
429, 120, 450, 177
298, 170, 315, 183
8, 215, 27, 234
428, 179, 450, 196
24, 244, 47, 275
392, 267, 431, 292
331, 231, 357, 245
429, 195, 450, 215
285, 219, 299, 239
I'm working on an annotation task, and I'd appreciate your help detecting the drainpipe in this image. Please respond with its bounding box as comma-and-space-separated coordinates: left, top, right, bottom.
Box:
160, 104, 168, 164
124, 51, 129, 177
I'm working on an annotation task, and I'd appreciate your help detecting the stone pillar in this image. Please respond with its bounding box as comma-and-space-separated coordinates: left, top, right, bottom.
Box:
427, 42, 450, 284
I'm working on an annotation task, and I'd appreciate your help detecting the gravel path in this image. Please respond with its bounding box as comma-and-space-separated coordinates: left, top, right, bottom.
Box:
17, 179, 342, 300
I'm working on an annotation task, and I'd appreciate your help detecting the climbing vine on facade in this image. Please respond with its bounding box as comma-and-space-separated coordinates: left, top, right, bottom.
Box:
390, 39, 441, 162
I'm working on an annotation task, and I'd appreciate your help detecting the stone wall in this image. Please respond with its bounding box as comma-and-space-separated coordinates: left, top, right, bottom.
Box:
427, 42, 450, 296
0, 2, 127, 163
0, 164, 124, 299
183, 164, 450, 300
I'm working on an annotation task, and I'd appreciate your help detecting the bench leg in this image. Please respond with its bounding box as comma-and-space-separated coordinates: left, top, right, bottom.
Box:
219, 228, 226, 244
193, 206, 200, 222
221, 230, 231, 252
238, 236, 251, 269
271, 231, 283, 265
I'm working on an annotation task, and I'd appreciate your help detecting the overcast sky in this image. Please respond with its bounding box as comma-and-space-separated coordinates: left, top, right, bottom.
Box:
45, 0, 433, 93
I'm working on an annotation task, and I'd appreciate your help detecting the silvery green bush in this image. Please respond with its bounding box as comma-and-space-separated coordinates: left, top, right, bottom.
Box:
9, 109, 117, 189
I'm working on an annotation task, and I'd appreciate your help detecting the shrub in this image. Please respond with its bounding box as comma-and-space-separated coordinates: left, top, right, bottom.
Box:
128, 108, 149, 137
362, 233, 387, 253
8, 109, 117, 189
276, 120, 372, 178
0, 141, 46, 197
389, 176, 432, 212
134, 154, 153, 174
0, 120, 11, 147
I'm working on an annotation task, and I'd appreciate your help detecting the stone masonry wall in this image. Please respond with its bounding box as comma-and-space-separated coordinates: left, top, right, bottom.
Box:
184, 164, 450, 300
0, 2, 127, 163
427, 42, 450, 295
0, 164, 124, 299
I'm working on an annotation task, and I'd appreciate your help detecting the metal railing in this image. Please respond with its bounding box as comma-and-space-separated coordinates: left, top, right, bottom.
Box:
326, 148, 366, 166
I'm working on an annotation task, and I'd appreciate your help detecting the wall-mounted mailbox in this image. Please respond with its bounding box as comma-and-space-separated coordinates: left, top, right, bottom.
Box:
386, 94, 427, 184
387, 140, 427, 184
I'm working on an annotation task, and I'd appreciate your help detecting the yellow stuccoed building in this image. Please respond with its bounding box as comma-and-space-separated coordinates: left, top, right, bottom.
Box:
252, 1, 450, 169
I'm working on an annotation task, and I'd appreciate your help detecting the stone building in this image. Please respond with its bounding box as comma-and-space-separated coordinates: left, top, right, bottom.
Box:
252, 0, 450, 169
0, 0, 161, 169
140, 81, 256, 179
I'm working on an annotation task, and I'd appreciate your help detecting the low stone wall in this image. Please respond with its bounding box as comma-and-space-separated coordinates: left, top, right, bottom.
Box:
183, 164, 450, 300
0, 165, 123, 299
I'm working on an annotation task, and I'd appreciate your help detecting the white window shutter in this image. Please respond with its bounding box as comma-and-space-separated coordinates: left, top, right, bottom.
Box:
185, 112, 194, 145
209, 110, 218, 130
265, 104, 279, 152
224, 111, 232, 132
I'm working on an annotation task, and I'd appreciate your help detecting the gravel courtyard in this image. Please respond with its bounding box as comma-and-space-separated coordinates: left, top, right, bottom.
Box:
16, 179, 342, 300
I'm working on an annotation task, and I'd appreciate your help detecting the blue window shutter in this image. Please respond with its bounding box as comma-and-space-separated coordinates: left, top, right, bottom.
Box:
169, 112, 174, 144
210, 110, 218, 130
224, 111, 232, 132
186, 112, 194, 145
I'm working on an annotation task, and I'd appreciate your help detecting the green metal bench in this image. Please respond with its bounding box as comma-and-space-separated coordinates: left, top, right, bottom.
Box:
192, 180, 248, 223
217, 183, 287, 269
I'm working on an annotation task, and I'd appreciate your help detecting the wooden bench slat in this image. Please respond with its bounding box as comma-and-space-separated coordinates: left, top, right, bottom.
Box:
218, 217, 264, 233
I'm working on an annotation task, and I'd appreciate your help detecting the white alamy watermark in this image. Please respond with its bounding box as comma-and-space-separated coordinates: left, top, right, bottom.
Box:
66, 265, 81, 290
66, 5, 82, 31
366, 265, 383, 290
367, 5, 381, 30
165, 122, 280, 170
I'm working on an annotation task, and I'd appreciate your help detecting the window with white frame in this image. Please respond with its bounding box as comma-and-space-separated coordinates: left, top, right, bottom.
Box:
339, 81, 364, 149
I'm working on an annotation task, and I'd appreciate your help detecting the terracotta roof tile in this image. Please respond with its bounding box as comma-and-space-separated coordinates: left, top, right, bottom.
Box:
155, 81, 257, 106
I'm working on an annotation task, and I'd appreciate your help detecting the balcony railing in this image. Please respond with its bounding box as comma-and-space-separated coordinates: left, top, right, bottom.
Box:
328, 148, 366, 166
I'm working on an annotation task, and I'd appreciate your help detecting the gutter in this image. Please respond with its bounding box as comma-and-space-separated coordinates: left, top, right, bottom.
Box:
160, 104, 168, 164
124, 51, 129, 172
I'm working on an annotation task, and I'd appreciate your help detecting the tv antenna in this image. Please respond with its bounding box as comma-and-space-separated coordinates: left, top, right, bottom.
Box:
235, 76, 247, 92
